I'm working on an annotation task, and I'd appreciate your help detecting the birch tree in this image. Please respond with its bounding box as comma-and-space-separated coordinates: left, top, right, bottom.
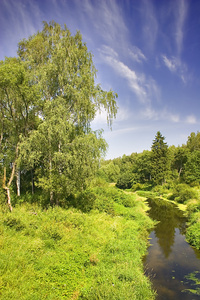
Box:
18, 21, 117, 205
0, 57, 41, 210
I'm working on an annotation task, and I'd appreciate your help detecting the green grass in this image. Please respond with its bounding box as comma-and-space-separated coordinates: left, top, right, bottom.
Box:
0, 187, 156, 300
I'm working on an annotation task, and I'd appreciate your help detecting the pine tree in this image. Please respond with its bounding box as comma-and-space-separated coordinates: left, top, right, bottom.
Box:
151, 131, 169, 185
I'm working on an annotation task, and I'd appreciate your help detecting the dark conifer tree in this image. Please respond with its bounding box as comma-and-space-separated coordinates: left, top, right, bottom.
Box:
151, 131, 169, 185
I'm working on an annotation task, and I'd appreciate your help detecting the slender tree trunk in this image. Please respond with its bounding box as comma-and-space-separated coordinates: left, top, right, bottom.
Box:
3, 145, 19, 211
16, 168, 20, 196
50, 190, 54, 206
178, 167, 182, 178
4, 186, 12, 212
3, 167, 14, 212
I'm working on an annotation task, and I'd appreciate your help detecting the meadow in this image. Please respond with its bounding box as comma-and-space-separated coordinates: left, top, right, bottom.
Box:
0, 184, 156, 299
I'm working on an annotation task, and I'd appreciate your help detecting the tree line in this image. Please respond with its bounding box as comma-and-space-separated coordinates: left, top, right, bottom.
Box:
99, 131, 200, 189
0, 21, 118, 210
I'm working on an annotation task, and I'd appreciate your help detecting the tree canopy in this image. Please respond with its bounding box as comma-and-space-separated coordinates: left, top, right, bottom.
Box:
0, 21, 118, 209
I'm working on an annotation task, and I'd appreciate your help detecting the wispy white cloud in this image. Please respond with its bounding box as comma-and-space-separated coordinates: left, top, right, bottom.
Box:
0, 0, 42, 59
186, 115, 196, 124
99, 45, 161, 105
128, 46, 147, 63
162, 55, 178, 72
74, 0, 128, 49
141, 106, 198, 125
144, 77, 161, 103
162, 55, 188, 83
99, 45, 119, 59
140, 0, 158, 51
175, 0, 188, 55
141, 106, 180, 123
105, 56, 147, 101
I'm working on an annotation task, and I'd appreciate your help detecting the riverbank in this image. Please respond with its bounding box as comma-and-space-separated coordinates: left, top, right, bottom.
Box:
0, 185, 156, 299
135, 188, 200, 251
143, 196, 200, 299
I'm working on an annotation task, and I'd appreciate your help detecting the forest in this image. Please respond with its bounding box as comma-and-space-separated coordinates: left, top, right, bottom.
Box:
1, 21, 200, 299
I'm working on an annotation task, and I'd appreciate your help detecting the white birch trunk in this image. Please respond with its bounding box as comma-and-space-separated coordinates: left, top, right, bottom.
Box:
16, 169, 20, 196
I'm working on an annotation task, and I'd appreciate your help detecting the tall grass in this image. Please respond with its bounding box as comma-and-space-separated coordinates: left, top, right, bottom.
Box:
0, 186, 155, 299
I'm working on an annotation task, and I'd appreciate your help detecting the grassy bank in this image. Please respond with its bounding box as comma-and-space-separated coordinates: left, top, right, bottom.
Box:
185, 198, 200, 250
134, 184, 200, 250
0, 185, 156, 299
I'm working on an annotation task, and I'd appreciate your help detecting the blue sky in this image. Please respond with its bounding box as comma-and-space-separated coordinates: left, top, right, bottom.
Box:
1, 0, 200, 159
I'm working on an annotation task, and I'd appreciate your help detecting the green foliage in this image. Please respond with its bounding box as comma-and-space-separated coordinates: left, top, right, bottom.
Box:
151, 131, 170, 185
183, 271, 200, 295
184, 151, 200, 184
152, 183, 173, 197
172, 146, 189, 178
187, 199, 200, 214
0, 186, 155, 299
186, 198, 200, 250
186, 222, 200, 249
0, 21, 118, 207
132, 150, 151, 184
3, 216, 26, 231
70, 189, 96, 213
132, 182, 143, 191
116, 171, 133, 189
186, 131, 200, 152
0, 188, 6, 207
169, 184, 197, 204
92, 185, 137, 215
98, 161, 120, 182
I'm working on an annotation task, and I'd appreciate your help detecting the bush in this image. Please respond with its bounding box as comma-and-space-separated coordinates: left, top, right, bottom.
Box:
116, 172, 133, 189
0, 188, 6, 206
186, 222, 200, 249
70, 189, 96, 212
169, 184, 197, 203
187, 199, 200, 214
4, 216, 26, 231
132, 183, 143, 191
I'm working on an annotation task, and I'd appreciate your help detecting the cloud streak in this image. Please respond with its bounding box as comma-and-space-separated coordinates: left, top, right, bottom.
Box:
73, 0, 128, 50
99, 45, 161, 105
175, 0, 188, 55
141, 106, 180, 123
140, 0, 158, 51
0, 0, 42, 59
186, 115, 196, 124
162, 55, 188, 83
128, 46, 147, 63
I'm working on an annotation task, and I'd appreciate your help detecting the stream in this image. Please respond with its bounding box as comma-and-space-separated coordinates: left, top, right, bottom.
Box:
143, 198, 200, 299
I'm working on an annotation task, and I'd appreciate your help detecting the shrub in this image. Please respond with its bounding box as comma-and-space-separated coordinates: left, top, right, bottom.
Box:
70, 189, 96, 212
169, 184, 197, 203
187, 199, 200, 214
186, 222, 200, 249
116, 172, 133, 189
4, 216, 26, 231
132, 183, 143, 191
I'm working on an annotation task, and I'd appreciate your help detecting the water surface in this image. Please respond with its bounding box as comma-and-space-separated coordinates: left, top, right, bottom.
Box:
144, 198, 200, 299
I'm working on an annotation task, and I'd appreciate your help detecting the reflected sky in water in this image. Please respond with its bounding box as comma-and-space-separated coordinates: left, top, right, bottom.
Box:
144, 198, 200, 300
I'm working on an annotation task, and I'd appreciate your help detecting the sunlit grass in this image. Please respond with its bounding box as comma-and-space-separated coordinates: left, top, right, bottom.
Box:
0, 187, 156, 299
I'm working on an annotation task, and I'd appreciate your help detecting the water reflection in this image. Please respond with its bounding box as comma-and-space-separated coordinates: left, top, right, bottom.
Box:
144, 198, 200, 300
147, 198, 187, 258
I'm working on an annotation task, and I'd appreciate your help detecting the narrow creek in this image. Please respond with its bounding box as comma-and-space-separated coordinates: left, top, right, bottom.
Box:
143, 198, 200, 299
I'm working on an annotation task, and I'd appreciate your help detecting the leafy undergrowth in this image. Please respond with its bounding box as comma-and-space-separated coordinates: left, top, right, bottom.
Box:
0, 187, 156, 300
186, 198, 200, 249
